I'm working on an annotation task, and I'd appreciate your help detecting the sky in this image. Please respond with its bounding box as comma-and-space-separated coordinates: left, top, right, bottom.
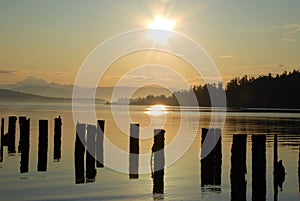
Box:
0, 0, 300, 88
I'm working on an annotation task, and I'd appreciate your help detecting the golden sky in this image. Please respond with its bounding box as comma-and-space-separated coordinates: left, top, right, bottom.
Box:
0, 0, 299, 87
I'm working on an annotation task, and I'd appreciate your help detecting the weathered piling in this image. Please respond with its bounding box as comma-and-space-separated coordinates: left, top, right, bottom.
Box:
274, 134, 278, 169
8, 116, 17, 154
201, 128, 222, 187
18, 116, 26, 153
214, 128, 222, 185
75, 123, 86, 184
298, 147, 300, 193
129, 123, 139, 179
96, 120, 105, 168
0, 118, 4, 162
19, 117, 30, 173
273, 134, 286, 196
274, 134, 278, 200
231, 134, 247, 201
86, 124, 97, 182
201, 128, 213, 186
152, 129, 165, 194
252, 135, 266, 201
53, 116, 62, 161
37, 120, 48, 172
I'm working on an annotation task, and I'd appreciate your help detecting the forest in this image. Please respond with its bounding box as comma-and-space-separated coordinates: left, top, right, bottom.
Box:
129, 70, 300, 109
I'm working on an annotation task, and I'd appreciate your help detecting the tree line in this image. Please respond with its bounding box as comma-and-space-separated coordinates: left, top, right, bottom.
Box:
128, 70, 300, 109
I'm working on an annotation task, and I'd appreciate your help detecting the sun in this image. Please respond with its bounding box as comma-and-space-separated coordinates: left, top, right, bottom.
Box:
148, 15, 176, 31
146, 15, 176, 44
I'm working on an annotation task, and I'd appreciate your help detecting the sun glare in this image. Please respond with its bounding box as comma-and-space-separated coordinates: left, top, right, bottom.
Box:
145, 104, 168, 116
148, 15, 176, 31
146, 15, 176, 45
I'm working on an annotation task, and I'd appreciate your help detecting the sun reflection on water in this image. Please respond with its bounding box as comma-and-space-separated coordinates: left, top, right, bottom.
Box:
145, 104, 168, 116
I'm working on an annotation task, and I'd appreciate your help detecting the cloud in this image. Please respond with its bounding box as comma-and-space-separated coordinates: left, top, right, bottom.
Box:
282, 24, 300, 42
239, 25, 282, 33
271, 25, 281, 30
0, 70, 16, 75
284, 24, 300, 29
239, 24, 300, 42
55, 71, 72, 76
221, 55, 234, 59
240, 64, 285, 69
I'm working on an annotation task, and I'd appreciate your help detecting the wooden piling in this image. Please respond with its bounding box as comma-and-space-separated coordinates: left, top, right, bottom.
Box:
152, 129, 165, 194
201, 128, 222, 187
75, 123, 86, 184
273, 134, 285, 198
19, 117, 30, 173
8, 116, 17, 154
37, 120, 48, 172
298, 147, 300, 193
18, 116, 26, 153
273, 134, 278, 200
252, 135, 266, 201
86, 124, 97, 182
0, 118, 4, 162
214, 128, 222, 186
201, 128, 213, 186
274, 134, 278, 168
53, 116, 62, 161
129, 123, 139, 179
96, 120, 105, 168
231, 134, 247, 201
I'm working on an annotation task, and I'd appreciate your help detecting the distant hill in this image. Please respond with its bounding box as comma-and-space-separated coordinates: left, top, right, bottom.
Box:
0, 77, 73, 99
0, 89, 105, 103
0, 89, 70, 103
0, 77, 174, 101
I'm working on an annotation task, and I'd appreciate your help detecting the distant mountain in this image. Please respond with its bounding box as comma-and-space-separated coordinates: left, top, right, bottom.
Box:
16, 76, 49, 86
0, 77, 174, 101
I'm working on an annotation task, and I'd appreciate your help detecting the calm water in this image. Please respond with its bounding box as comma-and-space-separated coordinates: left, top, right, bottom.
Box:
0, 102, 299, 201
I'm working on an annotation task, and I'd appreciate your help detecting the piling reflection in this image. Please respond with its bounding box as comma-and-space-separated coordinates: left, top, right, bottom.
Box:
298, 146, 300, 194
274, 134, 286, 200
252, 135, 266, 201
0, 118, 4, 162
8, 116, 17, 154
86, 125, 96, 183
129, 123, 139, 179
37, 120, 48, 172
201, 128, 222, 191
19, 117, 30, 173
74, 121, 105, 184
153, 194, 164, 200
74, 123, 86, 184
96, 120, 105, 168
230, 134, 247, 201
18, 116, 25, 153
152, 129, 165, 195
53, 116, 62, 161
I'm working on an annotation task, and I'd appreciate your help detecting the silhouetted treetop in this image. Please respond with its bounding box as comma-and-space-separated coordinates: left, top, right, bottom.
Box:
129, 70, 300, 109
226, 70, 300, 108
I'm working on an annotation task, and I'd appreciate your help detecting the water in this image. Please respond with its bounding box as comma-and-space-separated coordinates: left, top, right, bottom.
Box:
0, 102, 299, 201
